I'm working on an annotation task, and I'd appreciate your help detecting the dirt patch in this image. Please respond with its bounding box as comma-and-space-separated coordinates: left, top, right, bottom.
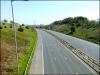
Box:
1, 40, 17, 75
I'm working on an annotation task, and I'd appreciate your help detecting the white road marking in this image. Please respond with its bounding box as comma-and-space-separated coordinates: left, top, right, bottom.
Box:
57, 40, 97, 74
41, 33, 44, 75
76, 72, 79, 75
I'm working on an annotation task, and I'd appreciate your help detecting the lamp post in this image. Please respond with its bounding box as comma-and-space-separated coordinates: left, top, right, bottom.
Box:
11, 0, 19, 74
11, 0, 29, 74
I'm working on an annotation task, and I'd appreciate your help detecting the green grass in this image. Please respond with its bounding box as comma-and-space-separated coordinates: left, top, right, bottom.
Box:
0, 22, 37, 75
25, 33, 38, 74
48, 24, 100, 45
18, 30, 37, 75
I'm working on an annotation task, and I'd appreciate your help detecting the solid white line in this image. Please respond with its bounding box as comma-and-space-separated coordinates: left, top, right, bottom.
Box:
76, 72, 79, 75
54, 57, 57, 61
56, 40, 97, 74
41, 32, 44, 75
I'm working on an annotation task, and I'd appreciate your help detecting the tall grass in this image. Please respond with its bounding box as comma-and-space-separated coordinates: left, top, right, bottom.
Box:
0, 22, 37, 75
18, 30, 37, 75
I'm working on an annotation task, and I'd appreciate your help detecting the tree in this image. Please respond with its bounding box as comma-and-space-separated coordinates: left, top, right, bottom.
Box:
25, 26, 29, 29
17, 26, 24, 32
10, 21, 13, 23
10, 24, 12, 28
70, 26, 75, 34
4, 26, 7, 28
62, 17, 74, 24
2, 23, 5, 25
88, 20, 96, 28
22, 24, 24, 26
0, 26, 2, 29
73, 16, 89, 28
4, 19, 7, 22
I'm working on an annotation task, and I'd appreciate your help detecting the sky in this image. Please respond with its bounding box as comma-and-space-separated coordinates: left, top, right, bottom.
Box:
1, 0, 99, 25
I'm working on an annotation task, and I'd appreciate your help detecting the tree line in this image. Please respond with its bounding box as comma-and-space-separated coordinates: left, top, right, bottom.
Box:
44, 16, 100, 44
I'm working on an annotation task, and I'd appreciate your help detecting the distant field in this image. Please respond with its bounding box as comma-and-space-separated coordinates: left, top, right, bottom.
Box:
0, 22, 37, 74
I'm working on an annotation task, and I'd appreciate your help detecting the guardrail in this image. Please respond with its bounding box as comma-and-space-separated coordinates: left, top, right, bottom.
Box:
43, 29, 100, 74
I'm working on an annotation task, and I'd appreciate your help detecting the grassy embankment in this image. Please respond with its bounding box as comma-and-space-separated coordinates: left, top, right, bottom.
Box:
45, 16, 100, 45
47, 24, 99, 44
0, 22, 37, 75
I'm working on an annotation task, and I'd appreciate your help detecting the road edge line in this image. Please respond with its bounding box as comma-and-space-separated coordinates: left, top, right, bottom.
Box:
41, 31, 44, 75
56, 38, 97, 74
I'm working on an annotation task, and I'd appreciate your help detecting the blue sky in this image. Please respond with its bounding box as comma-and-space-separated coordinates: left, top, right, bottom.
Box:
1, 1, 99, 25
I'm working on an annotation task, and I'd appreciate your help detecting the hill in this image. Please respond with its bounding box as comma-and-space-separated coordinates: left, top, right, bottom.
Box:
0, 22, 37, 74
44, 16, 100, 45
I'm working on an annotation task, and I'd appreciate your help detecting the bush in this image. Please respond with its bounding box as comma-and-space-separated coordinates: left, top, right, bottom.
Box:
4, 19, 7, 22
70, 26, 75, 34
25, 26, 29, 29
0, 26, 2, 29
4, 26, 7, 28
18, 26, 24, 32
10, 24, 12, 28
2, 23, 5, 25
22, 24, 24, 26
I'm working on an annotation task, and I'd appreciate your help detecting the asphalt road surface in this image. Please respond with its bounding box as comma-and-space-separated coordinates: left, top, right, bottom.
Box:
47, 30, 99, 62
36, 29, 97, 74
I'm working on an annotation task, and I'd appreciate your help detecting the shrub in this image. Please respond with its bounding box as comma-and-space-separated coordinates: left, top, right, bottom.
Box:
10, 24, 12, 28
10, 21, 13, 23
2, 23, 5, 25
4, 19, 7, 22
18, 26, 24, 32
67, 26, 75, 35
70, 26, 75, 33
22, 24, 24, 26
4, 26, 7, 28
0, 26, 2, 29
25, 26, 29, 29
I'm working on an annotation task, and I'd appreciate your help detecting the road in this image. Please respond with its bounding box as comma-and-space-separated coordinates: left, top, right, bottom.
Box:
47, 30, 99, 62
30, 29, 97, 74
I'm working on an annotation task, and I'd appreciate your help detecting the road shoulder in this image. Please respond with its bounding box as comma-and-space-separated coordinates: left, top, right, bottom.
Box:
29, 29, 44, 74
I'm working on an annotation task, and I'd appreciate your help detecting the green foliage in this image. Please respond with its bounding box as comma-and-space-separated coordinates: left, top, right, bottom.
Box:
22, 24, 24, 26
70, 26, 75, 34
2, 23, 5, 25
4, 19, 7, 22
45, 16, 100, 44
18, 30, 37, 75
25, 26, 29, 29
4, 26, 7, 28
10, 21, 13, 23
1, 22, 37, 74
0, 26, 3, 29
18, 26, 24, 32
10, 24, 12, 28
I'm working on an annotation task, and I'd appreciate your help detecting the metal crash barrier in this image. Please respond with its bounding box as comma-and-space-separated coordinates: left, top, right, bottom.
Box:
43, 29, 100, 74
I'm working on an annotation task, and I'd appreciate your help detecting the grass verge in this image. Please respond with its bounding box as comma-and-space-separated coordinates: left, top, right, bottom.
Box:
0, 22, 37, 75
18, 29, 37, 75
